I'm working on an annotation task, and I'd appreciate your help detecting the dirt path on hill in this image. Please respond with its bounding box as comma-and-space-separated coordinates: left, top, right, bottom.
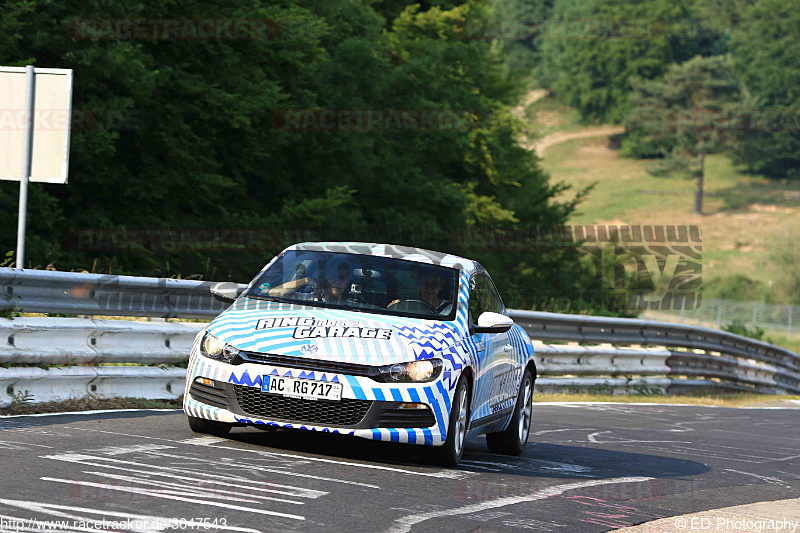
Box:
511, 88, 548, 120
511, 89, 625, 157
532, 125, 626, 157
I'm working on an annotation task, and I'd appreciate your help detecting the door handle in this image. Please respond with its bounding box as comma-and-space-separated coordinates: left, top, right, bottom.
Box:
503, 344, 513, 352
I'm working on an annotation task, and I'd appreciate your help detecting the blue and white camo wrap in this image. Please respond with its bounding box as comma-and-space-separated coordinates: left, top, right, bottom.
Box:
184, 242, 535, 446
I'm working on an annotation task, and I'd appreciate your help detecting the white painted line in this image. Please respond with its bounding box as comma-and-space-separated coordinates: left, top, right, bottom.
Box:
84, 444, 176, 455
767, 454, 800, 463
460, 459, 511, 467
41, 477, 306, 521
0, 409, 181, 419
138, 449, 383, 489
518, 458, 593, 474
530, 428, 597, 436
42, 454, 328, 498
459, 462, 502, 472
64, 425, 466, 481
724, 469, 792, 488
84, 471, 304, 505
180, 436, 230, 445
236, 448, 468, 480
587, 431, 692, 445
0, 440, 53, 449
386, 476, 654, 533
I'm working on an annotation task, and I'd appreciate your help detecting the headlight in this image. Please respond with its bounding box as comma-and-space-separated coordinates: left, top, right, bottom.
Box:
375, 358, 442, 383
200, 332, 240, 363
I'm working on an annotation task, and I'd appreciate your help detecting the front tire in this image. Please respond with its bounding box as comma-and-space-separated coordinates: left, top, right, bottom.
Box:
434, 376, 470, 467
188, 415, 232, 437
486, 368, 533, 456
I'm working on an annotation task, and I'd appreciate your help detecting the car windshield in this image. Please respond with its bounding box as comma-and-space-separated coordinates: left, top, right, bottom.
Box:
245, 250, 458, 320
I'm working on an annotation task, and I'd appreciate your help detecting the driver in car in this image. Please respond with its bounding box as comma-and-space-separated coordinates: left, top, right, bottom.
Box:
387, 266, 451, 313
417, 267, 450, 312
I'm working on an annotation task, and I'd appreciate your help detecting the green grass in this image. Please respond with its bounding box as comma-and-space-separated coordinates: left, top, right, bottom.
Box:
537, 97, 800, 301
526, 96, 584, 137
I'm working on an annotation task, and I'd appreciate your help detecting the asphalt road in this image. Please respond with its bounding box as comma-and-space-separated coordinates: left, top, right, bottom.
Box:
0, 403, 798, 532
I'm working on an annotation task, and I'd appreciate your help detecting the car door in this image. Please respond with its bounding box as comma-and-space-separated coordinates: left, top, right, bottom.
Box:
468, 272, 514, 425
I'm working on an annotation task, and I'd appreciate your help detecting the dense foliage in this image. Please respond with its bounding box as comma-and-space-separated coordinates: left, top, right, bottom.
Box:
728, 0, 800, 179
536, 0, 708, 123
625, 55, 741, 214
1, 0, 635, 313
495, 0, 800, 180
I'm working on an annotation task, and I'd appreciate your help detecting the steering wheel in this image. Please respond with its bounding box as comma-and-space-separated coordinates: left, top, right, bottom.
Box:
387, 299, 437, 313
288, 277, 321, 299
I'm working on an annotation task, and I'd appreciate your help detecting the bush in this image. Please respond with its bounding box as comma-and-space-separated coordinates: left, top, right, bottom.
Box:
704, 275, 771, 303
722, 320, 765, 341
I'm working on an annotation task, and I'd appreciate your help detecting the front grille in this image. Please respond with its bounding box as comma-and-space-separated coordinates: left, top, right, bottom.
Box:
233, 384, 373, 426
374, 407, 436, 428
239, 352, 374, 377
190, 381, 228, 409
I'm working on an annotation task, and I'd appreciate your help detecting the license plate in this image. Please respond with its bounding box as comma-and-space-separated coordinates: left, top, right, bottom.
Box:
261, 376, 342, 401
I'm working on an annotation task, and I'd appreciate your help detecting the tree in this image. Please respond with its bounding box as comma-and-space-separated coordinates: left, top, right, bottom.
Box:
0, 0, 608, 314
624, 55, 741, 215
728, 0, 800, 180
492, 0, 554, 77
537, 0, 706, 123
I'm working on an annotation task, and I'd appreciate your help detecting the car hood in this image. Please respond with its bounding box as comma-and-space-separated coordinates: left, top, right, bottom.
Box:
206, 299, 466, 366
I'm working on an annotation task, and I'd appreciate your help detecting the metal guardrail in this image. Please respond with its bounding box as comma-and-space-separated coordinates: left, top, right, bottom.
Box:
1, 317, 203, 364
1, 267, 799, 405
508, 310, 800, 394
1, 318, 676, 405
0, 317, 202, 407
0, 366, 188, 406
0, 268, 238, 319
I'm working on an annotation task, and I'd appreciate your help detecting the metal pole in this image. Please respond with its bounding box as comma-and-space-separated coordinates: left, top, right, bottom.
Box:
16, 65, 35, 269
789, 306, 793, 335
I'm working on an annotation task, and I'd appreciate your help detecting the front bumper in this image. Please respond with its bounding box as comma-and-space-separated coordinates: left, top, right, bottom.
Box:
183, 349, 455, 446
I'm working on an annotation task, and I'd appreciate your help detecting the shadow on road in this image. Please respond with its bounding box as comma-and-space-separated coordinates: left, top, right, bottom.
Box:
225, 425, 711, 481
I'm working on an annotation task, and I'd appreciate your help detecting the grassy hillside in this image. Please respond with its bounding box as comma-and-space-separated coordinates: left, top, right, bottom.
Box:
529, 95, 800, 304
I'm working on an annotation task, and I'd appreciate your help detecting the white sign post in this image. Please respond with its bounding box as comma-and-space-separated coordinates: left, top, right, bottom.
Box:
0, 65, 73, 267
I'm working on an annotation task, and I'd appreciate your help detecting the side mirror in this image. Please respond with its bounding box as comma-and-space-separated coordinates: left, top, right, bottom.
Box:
473, 311, 514, 334
210, 282, 242, 303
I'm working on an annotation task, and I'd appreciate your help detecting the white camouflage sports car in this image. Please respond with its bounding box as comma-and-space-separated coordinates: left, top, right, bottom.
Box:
184, 242, 536, 465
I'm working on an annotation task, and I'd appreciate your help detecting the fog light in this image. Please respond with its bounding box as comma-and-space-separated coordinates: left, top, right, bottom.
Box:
197, 378, 215, 386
